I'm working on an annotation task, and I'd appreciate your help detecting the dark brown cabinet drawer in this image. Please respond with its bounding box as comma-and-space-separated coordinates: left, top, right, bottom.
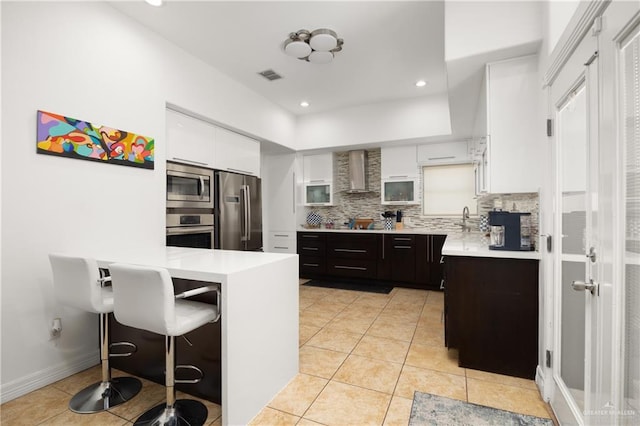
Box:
390, 235, 415, 246
327, 234, 377, 259
297, 232, 326, 256
326, 258, 377, 279
299, 256, 325, 275
298, 241, 326, 256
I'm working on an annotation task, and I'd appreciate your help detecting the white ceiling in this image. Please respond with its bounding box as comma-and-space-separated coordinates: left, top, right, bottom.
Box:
109, 1, 447, 116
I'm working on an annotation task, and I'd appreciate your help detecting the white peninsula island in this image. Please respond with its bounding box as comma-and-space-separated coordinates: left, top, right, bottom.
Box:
81, 246, 298, 426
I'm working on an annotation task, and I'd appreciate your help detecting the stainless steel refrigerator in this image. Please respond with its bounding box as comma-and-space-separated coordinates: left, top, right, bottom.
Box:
215, 171, 263, 251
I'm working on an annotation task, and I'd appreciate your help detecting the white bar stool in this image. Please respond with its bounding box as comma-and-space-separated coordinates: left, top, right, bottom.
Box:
48, 254, 142, 413
109, 262, 220, 426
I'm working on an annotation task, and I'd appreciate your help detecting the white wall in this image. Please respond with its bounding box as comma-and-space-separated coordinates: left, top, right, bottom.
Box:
0, 1, 295, 401
544, 0, 580, 57
295, 94, 452, 150
445, 1, 542, 62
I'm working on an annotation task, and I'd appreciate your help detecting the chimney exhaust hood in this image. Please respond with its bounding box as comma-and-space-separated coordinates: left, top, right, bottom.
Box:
347, 150, 369, 193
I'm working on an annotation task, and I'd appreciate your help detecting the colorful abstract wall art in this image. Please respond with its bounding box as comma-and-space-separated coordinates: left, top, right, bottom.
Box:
36, 110, 155, 169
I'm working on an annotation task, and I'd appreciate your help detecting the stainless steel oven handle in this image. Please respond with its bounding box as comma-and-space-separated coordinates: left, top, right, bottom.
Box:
166, 226, 214, 235
198, 176, 204, 198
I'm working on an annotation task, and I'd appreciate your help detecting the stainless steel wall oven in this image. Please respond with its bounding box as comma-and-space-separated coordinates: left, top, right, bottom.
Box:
166, 213, 214, 249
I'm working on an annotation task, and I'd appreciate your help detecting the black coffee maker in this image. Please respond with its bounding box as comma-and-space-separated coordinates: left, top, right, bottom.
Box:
488, 211, 533, 251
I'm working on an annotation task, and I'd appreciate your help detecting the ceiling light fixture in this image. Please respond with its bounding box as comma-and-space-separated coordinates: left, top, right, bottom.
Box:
415, 80, 427, 87
284, 29, 344, 64
300, 101, 310, 107
144, 0, 163, 6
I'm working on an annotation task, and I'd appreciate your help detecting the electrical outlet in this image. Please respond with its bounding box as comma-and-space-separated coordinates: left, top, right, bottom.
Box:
50, 317, 62, 338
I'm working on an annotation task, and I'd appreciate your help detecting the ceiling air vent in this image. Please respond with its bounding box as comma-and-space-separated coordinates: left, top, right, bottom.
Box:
258, 69, 282, 81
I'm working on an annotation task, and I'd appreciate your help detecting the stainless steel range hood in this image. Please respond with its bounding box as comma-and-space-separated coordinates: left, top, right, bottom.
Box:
347, 150, 369, 193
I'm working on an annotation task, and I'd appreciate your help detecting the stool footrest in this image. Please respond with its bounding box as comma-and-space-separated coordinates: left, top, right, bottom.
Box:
109, 341, 137, 357
174, 364, 204, 384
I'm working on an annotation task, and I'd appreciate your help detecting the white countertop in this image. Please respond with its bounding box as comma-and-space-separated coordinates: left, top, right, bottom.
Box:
442, 236, 541, 260
61, 246, 298, 282
298, 227, 449, 235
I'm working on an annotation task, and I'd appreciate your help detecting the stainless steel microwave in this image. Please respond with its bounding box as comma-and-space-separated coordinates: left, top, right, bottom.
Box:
166, 162, 214, 209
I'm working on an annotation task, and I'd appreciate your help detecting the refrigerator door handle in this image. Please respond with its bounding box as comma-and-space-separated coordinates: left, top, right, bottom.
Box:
240, 185, 249, 242
246, 185, 251, 241
239, 185, 246, 242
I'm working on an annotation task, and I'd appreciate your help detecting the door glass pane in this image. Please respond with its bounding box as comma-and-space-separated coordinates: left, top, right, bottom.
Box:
384, 181, 415, 202
558, 83, 587, 411
621, 26, 640, 425
306, 184, 331, 204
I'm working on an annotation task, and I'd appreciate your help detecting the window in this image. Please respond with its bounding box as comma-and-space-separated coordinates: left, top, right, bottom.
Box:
422, 163, 477, 216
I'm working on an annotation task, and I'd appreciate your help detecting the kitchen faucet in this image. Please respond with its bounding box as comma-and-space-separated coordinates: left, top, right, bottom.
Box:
461, 206, 471, 232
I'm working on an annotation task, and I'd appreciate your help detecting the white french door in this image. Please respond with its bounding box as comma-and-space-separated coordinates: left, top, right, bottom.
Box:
549, 21, 602, 426
608, 4, 640, 425
547, 2, 640, 425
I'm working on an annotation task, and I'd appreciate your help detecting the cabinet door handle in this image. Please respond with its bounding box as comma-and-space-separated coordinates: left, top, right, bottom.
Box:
227, 167, 253, 175
274, 246, 288, 249
394, 237, 411, 241
440, 279, 445, 290
302, 235, 318, 238
440, 256, 445, 264
431, 236, 434, 263
303, 263, 319, 267
428, 156, 455, 161
394, 245, 412, 249
388, 175, 408, 178
302, 247, 318, 251
334, 265, 367, 271
334, 248, 366, 253
426, 235, 429, 262
274, 234, 289, 237
171, 157, 208, 166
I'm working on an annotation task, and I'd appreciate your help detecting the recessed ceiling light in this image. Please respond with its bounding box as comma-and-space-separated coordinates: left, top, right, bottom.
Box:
415, 80, 427, 87
145, 0, 163, 6
300, 101, 310, 108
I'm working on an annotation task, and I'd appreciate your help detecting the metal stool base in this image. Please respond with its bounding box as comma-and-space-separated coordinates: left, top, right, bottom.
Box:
133, 399, 208, 426
69, 376, 142, 414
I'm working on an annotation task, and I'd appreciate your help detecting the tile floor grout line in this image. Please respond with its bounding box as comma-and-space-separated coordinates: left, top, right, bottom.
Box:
296, 289, 377, 424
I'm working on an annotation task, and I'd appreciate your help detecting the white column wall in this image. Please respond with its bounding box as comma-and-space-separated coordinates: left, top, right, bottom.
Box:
0, 1, 295, 401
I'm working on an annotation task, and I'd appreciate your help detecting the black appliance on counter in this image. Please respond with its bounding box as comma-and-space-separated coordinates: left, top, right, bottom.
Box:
488, 211, 534, 251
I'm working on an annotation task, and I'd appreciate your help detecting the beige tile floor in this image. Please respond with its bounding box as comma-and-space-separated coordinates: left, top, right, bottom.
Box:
0, 363, 221, 425
0, 282, 556, 426
250, 282, 557, 426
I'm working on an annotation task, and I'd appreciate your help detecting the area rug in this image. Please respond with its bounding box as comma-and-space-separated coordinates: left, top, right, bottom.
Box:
302, 279, 393, 294
409, 392, 554, 426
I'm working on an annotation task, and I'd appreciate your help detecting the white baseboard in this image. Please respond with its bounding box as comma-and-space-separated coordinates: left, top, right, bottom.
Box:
535, 364, 548, 401
0, 351, 99, 404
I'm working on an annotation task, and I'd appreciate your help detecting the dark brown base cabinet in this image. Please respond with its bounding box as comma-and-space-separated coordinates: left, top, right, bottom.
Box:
298, 231, 446, 290
444, 255, 539, 379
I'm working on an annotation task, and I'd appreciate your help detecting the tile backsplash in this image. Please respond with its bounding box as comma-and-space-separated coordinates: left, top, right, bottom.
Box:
303, 148, 539, 243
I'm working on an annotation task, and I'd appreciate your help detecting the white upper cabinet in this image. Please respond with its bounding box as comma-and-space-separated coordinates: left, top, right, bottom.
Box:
381, 146, 419, 205
166, 109, 215, 168
302, 153, 334, 206
484, 55, 541, 193
302, 153, 333, 182
416, 141, 470, 165
214, 127, 261, 177
381, 145, 418, 178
